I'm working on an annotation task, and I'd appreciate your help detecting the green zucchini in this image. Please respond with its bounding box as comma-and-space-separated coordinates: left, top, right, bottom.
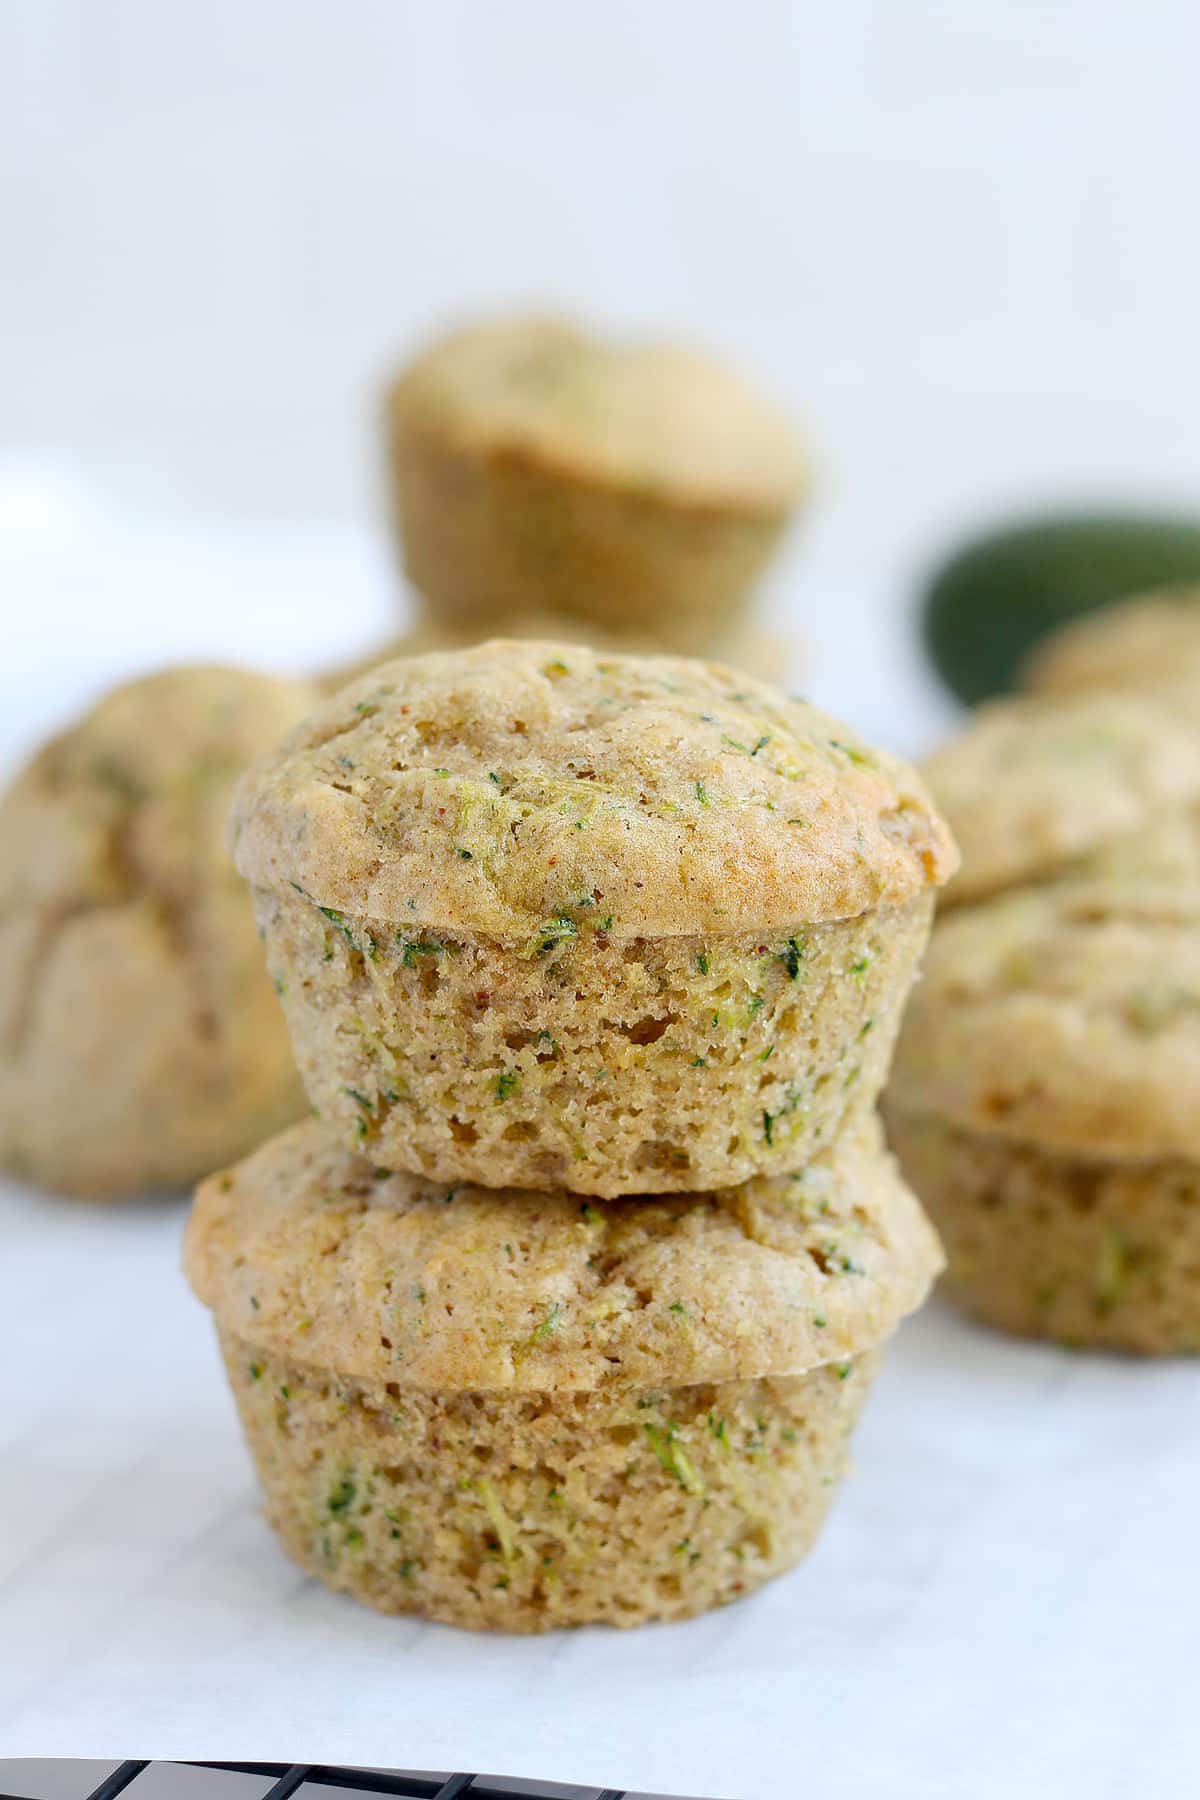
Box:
922, 512, 1200, 705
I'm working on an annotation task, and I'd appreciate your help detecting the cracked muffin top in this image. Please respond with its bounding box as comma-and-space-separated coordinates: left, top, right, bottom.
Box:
921, 686, 1200, 906
230, 639, 957, 936
186, 1116, 943, 1393
1, 664, 318, 915
888, 861, 1200, 1160
386, 315, 809, 514
0, 664, 318, 1197
1023, 586, 1200, 698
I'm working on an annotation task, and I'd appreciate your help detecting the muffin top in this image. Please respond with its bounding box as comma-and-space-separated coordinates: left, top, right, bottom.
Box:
186, 1116, 942, 1393
921, 687, 1200, 906
386, 316, 809, 514
1024, 585, 1200, 697
1, 664, 317, 915
231, 640, 956, 935
887, 859, 1200, 1159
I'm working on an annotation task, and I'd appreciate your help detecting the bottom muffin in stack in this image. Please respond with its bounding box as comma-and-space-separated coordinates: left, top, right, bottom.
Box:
185, 1117, 942, 1631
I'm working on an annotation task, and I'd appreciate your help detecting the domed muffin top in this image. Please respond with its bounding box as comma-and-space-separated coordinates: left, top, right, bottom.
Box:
386, 316, 809, 513
185, 1116, 942, 1394
230, 640, 957, 935
888, 850, 1200, 1160
1023, 585, 1200, 697
1, 663, 317, 913
921, 686, 1200, 907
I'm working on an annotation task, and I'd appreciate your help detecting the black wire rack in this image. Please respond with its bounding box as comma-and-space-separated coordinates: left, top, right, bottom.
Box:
0, 1760, 708, 1800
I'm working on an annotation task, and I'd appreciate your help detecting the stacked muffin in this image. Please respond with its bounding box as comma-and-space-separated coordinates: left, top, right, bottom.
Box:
886, 673, 1200, 1353
187, 639, 955, 1628
330, 316, 809, 687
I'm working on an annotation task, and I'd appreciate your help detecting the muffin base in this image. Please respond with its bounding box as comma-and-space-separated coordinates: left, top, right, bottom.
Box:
885, 1108, 1200, 1354
220, 1330, 876, 1630
257, 885, 931, 1195
387, 420, 793, 646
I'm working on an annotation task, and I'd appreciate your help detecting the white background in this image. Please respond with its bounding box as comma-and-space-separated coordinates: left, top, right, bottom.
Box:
4, 1, 1200, 679
2, 5, 1200, 1797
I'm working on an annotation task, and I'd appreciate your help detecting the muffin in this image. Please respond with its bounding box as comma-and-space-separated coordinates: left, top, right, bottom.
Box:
885, 857, 1200, 1352
185, 1115, 943, 1630
883, 1112, 1200, 1355
1023, 584, 1200, 697
231, 640, 956, 1196
920, 686, 1200, 907
321, 607, 791, 694
887, 875, 1200, 1163
0, 665, 317, 1199
383, 316, 808, 652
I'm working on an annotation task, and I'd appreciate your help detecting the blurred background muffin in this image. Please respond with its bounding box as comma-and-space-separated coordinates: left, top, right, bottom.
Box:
0, 664, 316, 1199
378, 314, 809, 665
1022, 583, 1200, 698
885, 857, 1200, 1353
920, 685, 1200, 907
887, 591, 1200, 1353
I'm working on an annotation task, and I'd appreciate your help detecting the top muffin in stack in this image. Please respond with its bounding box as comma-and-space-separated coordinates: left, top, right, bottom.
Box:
231, 639, 952, 1195
189, 639, 954, 1630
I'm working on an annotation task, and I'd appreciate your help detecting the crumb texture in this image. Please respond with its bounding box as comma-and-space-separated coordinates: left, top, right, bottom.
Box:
253, 881, 932, 1194
220, 1331, 876, 1630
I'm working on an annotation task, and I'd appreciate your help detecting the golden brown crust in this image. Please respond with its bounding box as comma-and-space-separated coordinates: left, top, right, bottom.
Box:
186, 1117, 944, 1393
232, 639, 957, 935
0, 665, 317, 1197
386, 316, 809, 515
921, 687, 1200, 906
382, 319, 810, 639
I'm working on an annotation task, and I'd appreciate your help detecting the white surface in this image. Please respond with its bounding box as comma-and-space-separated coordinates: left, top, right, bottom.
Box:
5, 6, 1200, 1793
1, 1186, 1198, 1799
1, 499, 1198, 1800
